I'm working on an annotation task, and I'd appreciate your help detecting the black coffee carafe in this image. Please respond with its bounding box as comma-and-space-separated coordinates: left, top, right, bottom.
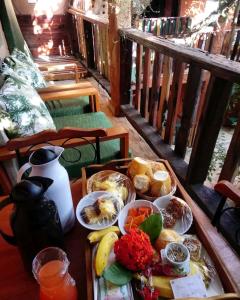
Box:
0, 177, 64, 272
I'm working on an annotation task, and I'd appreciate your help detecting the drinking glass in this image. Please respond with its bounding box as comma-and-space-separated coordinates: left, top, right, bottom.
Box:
32, 247, 78, 300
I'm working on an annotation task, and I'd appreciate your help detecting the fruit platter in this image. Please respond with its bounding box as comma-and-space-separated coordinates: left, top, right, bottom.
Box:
78, 158, 230, 300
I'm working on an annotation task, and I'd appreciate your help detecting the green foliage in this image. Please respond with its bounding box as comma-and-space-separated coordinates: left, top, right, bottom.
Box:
139, 213, 162, 243
103, 262, 133, 286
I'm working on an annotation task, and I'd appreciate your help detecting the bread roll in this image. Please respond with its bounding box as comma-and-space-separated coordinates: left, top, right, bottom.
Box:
133, 174, 150, 194
149, 161, 167, 174
150, 171, 171, 197
128, 157, 151, 178
155, 229, 182, 251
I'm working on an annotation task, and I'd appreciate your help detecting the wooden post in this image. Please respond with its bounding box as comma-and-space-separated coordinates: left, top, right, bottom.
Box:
108, 0, 121, 115
83, 20, 95, 69
187, 76, 233, 184
219, 112, 240, 182
108, 0, 131, 116
175, 63, 203, 158
226, 0, 240, 58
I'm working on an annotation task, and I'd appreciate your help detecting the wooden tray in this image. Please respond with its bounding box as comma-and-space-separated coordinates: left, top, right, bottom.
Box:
81, 158, 239, 299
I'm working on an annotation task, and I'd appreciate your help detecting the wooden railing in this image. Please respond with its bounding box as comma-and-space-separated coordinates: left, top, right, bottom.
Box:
135, 17, 191, 36
68, 8, 110, 91
119, 28, 240, 251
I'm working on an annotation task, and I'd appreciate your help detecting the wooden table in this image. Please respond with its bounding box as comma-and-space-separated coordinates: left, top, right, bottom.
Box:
0, 179, 89, 300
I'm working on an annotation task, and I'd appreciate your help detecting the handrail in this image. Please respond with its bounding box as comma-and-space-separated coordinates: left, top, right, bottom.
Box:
68, 8, 109, 26
119, 28, 240, 82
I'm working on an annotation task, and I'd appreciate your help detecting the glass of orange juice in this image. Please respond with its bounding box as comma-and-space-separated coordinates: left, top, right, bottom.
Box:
32, 247, 78, 300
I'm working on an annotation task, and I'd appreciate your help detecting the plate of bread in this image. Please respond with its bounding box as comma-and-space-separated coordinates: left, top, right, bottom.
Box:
76, 191, 122, 230
127, 157, 176, 201
87, 170, 136, 207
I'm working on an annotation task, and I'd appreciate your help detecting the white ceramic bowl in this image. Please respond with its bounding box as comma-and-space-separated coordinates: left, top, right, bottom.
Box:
118, 199, 161, 235
76, 191, 121, 230
153, 196, 193, 235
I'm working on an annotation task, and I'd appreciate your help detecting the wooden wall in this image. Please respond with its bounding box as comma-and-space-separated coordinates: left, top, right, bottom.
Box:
12, 0, 68, 15
17, 14, 73, 57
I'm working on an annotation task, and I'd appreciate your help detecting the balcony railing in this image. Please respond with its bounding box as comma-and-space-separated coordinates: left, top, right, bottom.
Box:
119, 28, 240, 252
68, 8, 110, 92
135, 17, 192, 36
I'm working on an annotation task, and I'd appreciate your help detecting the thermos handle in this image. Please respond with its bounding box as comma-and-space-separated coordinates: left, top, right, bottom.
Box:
0, 197, 16, 245
17, 162, 31, 183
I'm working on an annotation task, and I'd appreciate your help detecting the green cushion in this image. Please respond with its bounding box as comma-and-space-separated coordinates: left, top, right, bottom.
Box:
53, 112, 122, 178
48, 96, 91, 118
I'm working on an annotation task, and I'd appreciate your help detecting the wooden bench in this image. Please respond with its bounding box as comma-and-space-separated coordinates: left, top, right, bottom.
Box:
35, 56, 87, 82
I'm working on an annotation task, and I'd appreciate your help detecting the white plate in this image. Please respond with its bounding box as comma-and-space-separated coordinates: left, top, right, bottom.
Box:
118, 199, 161, 235
154, 196, 193, 235
76, 191, 121, 230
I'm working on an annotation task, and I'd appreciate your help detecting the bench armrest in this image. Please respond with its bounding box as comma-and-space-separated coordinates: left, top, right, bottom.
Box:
0, 126, 129, 193
39, 87, 100, 112
214, 180, 240, 206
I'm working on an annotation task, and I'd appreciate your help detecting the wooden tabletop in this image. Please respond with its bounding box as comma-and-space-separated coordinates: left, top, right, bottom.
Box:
0, 179, 89, 300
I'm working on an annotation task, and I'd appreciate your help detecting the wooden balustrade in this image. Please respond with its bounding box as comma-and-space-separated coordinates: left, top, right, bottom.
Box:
135, 17, 191, 36
68, 8, 110, 91
119, 28, 240, 252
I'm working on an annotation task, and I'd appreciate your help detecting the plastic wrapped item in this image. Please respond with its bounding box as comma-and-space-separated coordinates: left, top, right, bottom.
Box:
183, 234, 202, 261
87, 170, 136, 208
154, 197, 193, 235
76, 191, 121, 230
127, 157, 177, 201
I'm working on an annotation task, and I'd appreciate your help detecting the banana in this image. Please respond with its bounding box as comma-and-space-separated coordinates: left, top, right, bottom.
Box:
87, 226, 120, 244
95, 232, 118, 276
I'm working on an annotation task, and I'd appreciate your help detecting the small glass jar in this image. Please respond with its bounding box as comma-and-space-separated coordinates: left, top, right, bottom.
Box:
32, 247, 78, 300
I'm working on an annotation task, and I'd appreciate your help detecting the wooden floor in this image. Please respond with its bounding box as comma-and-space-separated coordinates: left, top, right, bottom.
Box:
87, 78, 159, 160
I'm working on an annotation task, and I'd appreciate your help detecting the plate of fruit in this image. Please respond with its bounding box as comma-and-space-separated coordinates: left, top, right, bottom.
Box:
118, 200, 162, 235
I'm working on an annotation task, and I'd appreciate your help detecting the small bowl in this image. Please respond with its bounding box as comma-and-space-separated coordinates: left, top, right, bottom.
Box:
153, 196, 193, 235
76, 191, 121, 230
165, 242, 190, 265
161, 242, 190, 276
118, 200, 161, 235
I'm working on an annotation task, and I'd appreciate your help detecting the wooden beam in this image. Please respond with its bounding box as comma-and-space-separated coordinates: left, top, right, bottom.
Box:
175, 63, 203, 157
83, 20, 95, 69
219, 113, 240, 182
141, 48, 151, 119
119, 37, 133, 108
119, 29, 240, 82
157, 56, 172, 133
187, 76, 233, 184
37, 81, 92, 94
40, 88, 99, 102
164, 60, 184, 144
108, 1, 120, 116
134, 44, 143, 111
68, 8, 109, 26
149, 52, 163, 127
